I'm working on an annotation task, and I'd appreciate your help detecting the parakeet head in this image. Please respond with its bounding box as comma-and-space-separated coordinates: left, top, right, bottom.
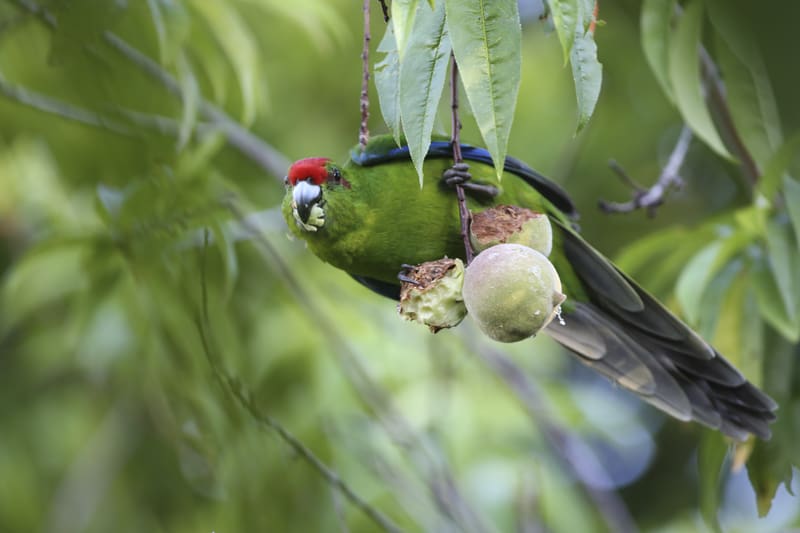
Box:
285, 157, 348, 232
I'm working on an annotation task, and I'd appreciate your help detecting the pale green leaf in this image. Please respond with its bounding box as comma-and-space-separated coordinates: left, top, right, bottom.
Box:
784, 176, 800, 250
765, 219, 797, 320
188, 1, 259, 124
570, 30, 602, 132
375, 26, 403, 146
760, 133, 800, 201
446, 0, 521, 180
391, 0, 419, 59
641, 0, 676, 102
668, 0, 732, 159
176, 52, 200, 152
546, 0, 578, 64
675, 240, 723, 326
697, 258, 742, 341
399, 0, 452, 186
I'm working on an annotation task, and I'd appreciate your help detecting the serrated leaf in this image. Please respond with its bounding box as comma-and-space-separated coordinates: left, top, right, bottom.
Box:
759, 133, 800, 200
399, 0, 451, 186
784, 176, 800, 249
375, 26, 402, 146
641, 0, 676, 102
176, 52, 199, 152
570, 30, 602, 132
675, 240, 723, 326
698, 431, 727, 533
765, 219, 797, 321
668, 0, 732, 159
391, 0, 419, 59
707, 0, 782, 169
546, 0, 578, 64
188, 0, 258, 124
446, 0, 521, 180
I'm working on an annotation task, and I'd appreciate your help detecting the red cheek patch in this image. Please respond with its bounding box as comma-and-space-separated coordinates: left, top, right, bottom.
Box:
288, 157, 330, 186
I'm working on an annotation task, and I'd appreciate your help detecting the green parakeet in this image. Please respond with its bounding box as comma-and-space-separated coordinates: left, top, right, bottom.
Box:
282, 135, 776, 440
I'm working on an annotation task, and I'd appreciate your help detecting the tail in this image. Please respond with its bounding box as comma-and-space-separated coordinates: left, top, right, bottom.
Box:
546, 220, 777, 440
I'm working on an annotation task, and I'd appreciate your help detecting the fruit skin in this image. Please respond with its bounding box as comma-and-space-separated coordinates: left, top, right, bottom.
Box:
397, 258, 467, 333
470, 205, 553, 256
462, 244, 566, 343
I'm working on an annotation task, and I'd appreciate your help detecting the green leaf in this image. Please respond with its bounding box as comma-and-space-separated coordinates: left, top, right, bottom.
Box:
176, 52, 200, 152
784, 176, 800, 250
764, 219, 797, 321
399, 0, 452, 186
675, 240, 723, 326
570, 29, 602, 132
391, 0, 419, 59
446, 0, 521, 180
375, 26, 403, 146
751, 257, 800, 342
698, 431, 727, 533
188, 0, 259, 124
707, 0, 782, 170
546, 0, 578, 64
697, 258, 743, 342
759, 133, 800, 200
641, 0, 676, 102
667, 0, 732, 159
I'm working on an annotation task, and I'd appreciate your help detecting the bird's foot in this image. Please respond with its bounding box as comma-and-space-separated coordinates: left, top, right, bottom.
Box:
441, 162, 499, 200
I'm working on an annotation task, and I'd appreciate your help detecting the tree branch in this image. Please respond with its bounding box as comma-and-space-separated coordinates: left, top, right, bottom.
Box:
359, 0, 371, 151
599, 125, 692, 216
449, 54, 475, 264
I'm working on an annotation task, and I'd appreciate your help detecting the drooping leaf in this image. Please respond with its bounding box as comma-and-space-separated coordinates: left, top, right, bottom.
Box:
445, 0, 521, 180
399, 0, 452, 186
375, 26, 403, 146
641, 0, 676, 102
188, 0, 259, 124
764, 219, 797, 321
698, 431, 727, 533
546, 0, 579, 64
784, 176, 800, 249
391, 0, 419, 59
675, 240, 723, 326
570, 29, 602, 132
707, 0, 782, 169
668, 0, 732, 159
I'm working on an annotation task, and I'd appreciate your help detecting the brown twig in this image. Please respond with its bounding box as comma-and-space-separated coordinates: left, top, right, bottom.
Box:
599, 125, 692, 216
449, 54, 475, 264
359, 0, 371, 151
377, 0, 390, 23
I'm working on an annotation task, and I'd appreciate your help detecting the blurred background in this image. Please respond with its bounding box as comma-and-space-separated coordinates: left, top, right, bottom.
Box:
0, 0, 798, 532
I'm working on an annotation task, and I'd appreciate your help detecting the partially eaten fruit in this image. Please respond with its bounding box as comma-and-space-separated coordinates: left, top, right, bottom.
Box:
398, 258, 467, 333
470, 205, 553, 257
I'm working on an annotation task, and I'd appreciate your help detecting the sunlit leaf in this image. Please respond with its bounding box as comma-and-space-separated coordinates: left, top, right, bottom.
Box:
668, 0, 732, 159
391, 0, 419, 59
570, 29, 602, 132
399, 0, 451, 186
445, 0, 521, 179
375, 26, 403, 146
641, 0, 676, 102
546, 0, 578, 64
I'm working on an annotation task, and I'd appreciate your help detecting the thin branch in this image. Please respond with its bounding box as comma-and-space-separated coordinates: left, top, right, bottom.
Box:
0, 73, 133, 136
377, 0, 390, 23
599, 125, 692, 216
449, 54, 475, 264
359, 0, 371, 151
198, 230, 403, 533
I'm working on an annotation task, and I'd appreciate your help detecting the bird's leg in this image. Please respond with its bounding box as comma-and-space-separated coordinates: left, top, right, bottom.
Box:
397, 264, 421, 286
441, 162, 499, 200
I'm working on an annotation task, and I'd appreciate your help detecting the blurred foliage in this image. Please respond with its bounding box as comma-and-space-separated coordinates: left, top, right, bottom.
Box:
0, 1, 798, 532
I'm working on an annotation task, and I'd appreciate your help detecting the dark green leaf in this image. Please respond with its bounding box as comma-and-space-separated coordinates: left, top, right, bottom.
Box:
751, 256, 800, 342
782, 176, 800, 249
399, 0, 451, 185
668, 0, 732, 159
698, 431, 727, 533
759, 133, 800, 200
641, 0, 676, 102
446, 0, 521, 180
764, 219, 797, 321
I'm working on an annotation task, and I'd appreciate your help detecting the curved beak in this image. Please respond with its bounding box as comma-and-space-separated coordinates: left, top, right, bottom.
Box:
291, 180, 325, 231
